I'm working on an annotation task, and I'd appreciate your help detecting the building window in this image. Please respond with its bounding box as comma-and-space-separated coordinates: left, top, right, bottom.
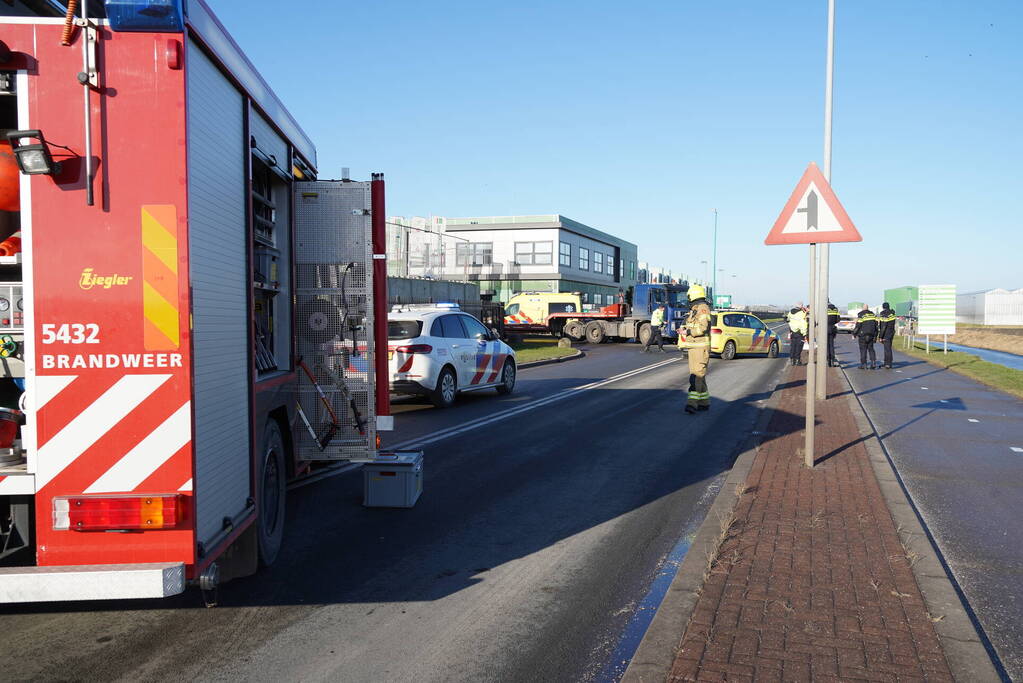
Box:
594, 251, 603, 273
594, 293, 602, 305
629, 261, 636, 279
607, 254, 615, 276
559, 242, 571, 266
619, 258, 624, 277
514, 241, 553, 266
579, 247, 589, 270
456, 242, 493, 266
582, 292, 589, 304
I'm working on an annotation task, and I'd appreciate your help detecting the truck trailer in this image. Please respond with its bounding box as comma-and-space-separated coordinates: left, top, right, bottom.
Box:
0, 0, 392, 603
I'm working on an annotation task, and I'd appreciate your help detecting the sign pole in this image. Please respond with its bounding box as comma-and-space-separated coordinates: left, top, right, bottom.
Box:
816, 0, 836, 400
806, 243, 817, 468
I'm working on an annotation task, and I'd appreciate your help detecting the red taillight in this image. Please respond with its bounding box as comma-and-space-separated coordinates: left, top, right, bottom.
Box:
711, 328, 723, 335
394, 344, 433, 354
53, 494, 183, 531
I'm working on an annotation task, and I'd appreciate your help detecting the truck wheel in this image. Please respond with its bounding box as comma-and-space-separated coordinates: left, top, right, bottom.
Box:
496, 360, 516, 395
637, 323, 652, 347
767, 340, 780, 358
430, 366, 457, 408
722, 340, 737, 360
585, 321, 605, 344
565, 321, 584, 341
257, 420, 286, 567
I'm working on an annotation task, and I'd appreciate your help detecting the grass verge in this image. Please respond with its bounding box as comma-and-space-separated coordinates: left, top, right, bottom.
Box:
900, 340, 1023, 400
507, 336, 578, 364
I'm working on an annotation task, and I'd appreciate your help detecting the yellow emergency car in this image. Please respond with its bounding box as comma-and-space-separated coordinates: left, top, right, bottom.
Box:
709, 311, 781, 360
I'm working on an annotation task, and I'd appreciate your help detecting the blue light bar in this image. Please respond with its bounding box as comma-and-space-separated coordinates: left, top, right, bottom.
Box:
104, 0, 184, 32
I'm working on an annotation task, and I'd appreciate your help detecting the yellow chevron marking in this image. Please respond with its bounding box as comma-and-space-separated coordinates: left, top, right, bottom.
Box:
141, 207, 178, 274
143, 281, 179, 347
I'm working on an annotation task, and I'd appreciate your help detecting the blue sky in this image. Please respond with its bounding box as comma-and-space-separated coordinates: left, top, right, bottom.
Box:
213, 1, 1021, 308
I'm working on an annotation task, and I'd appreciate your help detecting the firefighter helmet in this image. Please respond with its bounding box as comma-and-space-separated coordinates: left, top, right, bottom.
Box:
687, 284, 707, 301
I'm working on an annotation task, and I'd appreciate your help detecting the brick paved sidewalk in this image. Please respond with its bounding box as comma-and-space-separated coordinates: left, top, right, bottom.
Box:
669, 365, 954, 682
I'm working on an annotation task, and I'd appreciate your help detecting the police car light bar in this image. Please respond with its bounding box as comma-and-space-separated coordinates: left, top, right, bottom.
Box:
390, 303, 461, 313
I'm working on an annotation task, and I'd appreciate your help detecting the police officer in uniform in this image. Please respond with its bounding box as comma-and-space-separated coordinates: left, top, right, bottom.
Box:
827, 302, 841, 366
786, 303, 808, 365
877, 303, 897, 369
677, 285, 712, 414
853, 304, 878, 369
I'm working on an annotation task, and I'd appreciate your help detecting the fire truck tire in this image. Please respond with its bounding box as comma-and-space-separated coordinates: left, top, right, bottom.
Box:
496, 359, 516, 395
257, 420, 287, 567
585, 321, 605, 345
564, 321, 584, 341
637, 323, 652, 347
430, 366, 457, 408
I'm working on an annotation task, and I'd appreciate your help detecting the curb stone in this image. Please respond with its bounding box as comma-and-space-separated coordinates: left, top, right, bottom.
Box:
840, 366, 1003, 682
516, 348, 585, 369
621, 361, 787, 683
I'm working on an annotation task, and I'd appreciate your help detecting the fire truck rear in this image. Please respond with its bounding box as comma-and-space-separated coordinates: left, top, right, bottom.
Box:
0, 0, 392, 602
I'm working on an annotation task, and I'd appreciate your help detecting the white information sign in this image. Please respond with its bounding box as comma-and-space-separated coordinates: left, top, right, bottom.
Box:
918, 284, 956, 335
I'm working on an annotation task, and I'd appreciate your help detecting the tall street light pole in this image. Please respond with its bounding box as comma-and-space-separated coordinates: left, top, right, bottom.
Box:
712, 209, 718, 304
816, 0, 836, 400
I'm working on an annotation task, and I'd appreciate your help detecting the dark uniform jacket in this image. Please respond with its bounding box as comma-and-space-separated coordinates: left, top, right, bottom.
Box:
827, 306, 841, 334
853, 309, 877, 339
877, 308, 897, 340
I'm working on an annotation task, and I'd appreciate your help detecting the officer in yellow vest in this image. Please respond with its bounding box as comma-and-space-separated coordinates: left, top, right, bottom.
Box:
677, 285, 712, 414
786, 304, 809, 366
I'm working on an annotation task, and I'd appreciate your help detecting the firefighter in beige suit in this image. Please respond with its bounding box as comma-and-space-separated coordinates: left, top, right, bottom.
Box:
677, 284, 712, 414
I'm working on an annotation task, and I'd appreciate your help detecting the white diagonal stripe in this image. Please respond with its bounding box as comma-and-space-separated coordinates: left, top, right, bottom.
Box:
36, 374, 173, 489
178, 478, 193, 492
85, 402, 192, 493
34, 375, 78, 410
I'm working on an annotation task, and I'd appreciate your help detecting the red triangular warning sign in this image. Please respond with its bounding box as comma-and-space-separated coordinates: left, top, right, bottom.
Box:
765, 162, 861, 245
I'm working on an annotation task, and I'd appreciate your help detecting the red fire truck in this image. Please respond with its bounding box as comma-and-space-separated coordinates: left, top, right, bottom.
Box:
0, 0, 391, 602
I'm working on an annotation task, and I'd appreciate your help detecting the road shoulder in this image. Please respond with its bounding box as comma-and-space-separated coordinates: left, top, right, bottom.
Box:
621, 360, 784, 682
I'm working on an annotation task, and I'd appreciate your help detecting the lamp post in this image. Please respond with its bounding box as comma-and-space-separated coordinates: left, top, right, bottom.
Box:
712, 209, 718, 301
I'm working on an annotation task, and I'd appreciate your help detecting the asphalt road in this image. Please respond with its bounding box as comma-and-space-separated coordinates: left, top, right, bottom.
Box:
2, 333, 788, 682
838, 334, 1023, 681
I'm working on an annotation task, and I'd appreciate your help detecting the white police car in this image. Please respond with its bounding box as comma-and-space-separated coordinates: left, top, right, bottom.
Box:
388, 304, 516, 407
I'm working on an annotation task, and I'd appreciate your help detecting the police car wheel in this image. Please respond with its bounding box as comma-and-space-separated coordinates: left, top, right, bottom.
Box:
430, 366, 457, 408
722, 340, 737, 360
496, 360, 516, 395
767, 341, 779, 358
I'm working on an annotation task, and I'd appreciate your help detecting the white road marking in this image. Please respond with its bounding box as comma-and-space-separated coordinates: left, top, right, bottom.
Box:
939, 400, 948, 403
1011, 447, 1023, 454
386, 357, 682, 452
921, 387, 929, 390
287, 463, 361, 491
968, 419, 979, 423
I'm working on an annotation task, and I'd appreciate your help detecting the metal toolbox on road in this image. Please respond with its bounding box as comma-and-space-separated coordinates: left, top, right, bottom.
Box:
364, 452, 424, 508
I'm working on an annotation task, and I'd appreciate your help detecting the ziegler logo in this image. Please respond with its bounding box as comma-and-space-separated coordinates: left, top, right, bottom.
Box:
79, 268, 133, 290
